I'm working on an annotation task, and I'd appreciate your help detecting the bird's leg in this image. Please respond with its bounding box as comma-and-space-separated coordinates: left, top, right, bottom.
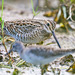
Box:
5, 37, 15, 57
4, 37, 15, 63
43, 64, 50, 72
4, 36, 15, 43
40, 64, 49, 75
40, 65, 44, 75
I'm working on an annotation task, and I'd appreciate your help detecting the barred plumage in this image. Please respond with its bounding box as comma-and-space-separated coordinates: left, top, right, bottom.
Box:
2, 19, 61, 48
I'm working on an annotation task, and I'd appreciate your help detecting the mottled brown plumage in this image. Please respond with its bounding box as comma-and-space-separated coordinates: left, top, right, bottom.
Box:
2, 19, 55, 44
0, 19, 61, 48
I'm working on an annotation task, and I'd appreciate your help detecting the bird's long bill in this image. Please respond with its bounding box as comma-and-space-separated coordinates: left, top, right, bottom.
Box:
5, 49, 13, 56
51, 30, 61, 48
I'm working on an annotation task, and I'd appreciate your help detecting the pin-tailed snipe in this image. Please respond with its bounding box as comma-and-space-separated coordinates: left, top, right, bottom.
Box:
1, 19, 61, 48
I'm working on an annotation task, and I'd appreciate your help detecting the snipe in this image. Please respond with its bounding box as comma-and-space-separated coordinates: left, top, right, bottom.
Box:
1, 19, 61, 48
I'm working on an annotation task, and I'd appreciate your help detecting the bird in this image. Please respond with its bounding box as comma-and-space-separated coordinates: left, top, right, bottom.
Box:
0, 19, 61, 48
5, 41, 75, 75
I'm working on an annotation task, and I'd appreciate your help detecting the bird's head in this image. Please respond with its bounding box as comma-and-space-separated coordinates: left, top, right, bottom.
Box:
45, 20, 61, 48
44, 20, 56, 33
5, 41, 24, 55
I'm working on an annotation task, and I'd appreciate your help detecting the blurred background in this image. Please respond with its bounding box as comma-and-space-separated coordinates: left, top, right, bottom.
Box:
0, 0, 61, 21
2, 0, 59, 10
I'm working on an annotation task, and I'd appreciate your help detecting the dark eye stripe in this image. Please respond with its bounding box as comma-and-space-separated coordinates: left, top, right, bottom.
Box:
47, 20, 56, 30
51, 21, 55, 30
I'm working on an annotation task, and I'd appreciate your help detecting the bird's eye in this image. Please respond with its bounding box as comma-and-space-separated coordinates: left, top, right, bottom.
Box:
47, 23, 50, 26
12, 44, 16, 48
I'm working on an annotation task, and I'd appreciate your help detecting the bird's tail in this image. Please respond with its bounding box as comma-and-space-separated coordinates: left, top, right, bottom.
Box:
67, 48, 75, 53
59, 48, 75, 56
66, 48, 75, 52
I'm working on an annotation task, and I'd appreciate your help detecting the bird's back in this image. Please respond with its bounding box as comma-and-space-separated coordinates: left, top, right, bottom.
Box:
3, 19, 52, 44
21, 45, 75, 65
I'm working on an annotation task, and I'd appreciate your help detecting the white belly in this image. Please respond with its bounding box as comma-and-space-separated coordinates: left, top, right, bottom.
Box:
20, 52, 62, 65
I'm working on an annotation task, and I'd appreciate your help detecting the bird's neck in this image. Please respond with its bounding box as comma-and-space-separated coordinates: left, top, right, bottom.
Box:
18, 47, 24, 55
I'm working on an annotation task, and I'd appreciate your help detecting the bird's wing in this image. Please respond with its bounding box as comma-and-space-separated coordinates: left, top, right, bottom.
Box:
29, 46, 75, 58
29, 46, 57, 58
4, 20, 42, 35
